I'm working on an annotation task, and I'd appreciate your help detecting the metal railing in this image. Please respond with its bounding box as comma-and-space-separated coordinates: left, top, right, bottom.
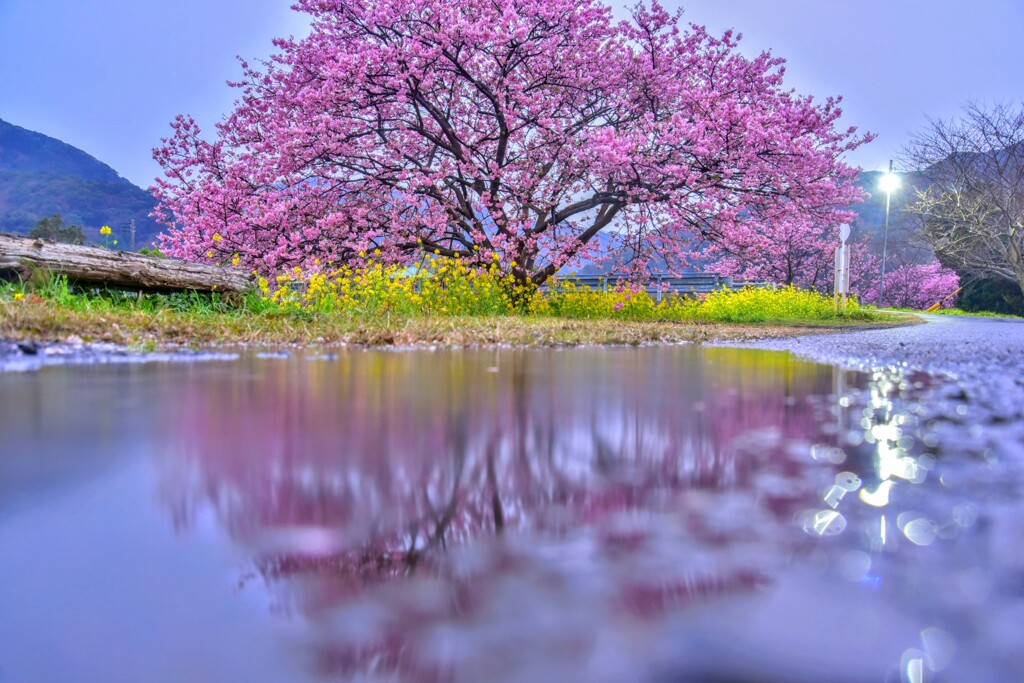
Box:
551, 273, 773, 302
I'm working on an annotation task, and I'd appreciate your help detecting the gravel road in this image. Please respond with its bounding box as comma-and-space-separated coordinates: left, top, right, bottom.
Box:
741, 312, 1024, 457
745, 313, 1024, 427
751, 313, 1024, 385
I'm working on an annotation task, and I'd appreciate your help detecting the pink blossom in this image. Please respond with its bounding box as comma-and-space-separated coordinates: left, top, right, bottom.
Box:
152, 0, 870, 285
874, 261, 960, 309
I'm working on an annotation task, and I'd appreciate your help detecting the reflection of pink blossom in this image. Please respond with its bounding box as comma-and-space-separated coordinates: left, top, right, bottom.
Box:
152, 349, 855, 682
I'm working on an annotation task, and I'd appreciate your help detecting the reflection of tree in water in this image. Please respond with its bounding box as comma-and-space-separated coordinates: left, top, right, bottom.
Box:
156, 348, 853, 681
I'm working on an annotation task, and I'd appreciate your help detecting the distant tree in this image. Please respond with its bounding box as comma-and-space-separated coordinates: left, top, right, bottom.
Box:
875, 261, 960, 310
154, 0, 868, 290
28, 213, 86, 245
702, 217, 881, 305
903, 102, 1024, 298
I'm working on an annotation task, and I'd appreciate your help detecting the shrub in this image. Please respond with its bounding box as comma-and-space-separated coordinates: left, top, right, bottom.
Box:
881, 262, 960, 310
266, 260, 862, 323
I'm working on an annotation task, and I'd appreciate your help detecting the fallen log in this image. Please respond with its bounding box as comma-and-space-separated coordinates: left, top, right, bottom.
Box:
0, 233, 255, 294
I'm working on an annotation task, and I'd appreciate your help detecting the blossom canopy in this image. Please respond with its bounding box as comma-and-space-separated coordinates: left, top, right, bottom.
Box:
153, 0, 870, 285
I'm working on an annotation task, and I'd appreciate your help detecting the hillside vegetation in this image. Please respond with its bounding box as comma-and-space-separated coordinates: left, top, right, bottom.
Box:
0, 119, 161, 245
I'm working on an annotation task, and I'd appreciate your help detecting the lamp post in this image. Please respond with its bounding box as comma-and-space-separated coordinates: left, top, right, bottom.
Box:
877, 160, 901, 307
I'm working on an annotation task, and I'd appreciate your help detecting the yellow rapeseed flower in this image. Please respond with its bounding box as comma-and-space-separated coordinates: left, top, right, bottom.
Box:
100, 225, 112, 235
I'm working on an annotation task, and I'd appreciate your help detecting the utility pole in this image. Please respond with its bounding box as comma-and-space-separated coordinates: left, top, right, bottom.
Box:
130, 219, 136, 252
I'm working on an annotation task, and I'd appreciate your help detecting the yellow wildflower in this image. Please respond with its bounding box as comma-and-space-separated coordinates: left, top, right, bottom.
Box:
13, 292, 24, 301
212, 233, 223, 242
100, 225, 112, 235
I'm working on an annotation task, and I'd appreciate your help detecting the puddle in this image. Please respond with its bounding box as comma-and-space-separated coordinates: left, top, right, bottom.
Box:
0, 347, 1020, 682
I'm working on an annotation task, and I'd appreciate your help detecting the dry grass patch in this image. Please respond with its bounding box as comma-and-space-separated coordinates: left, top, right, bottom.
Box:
0, 294, 916, 350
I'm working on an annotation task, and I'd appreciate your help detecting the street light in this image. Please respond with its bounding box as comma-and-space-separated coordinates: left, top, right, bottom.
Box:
877, 160, 901, 307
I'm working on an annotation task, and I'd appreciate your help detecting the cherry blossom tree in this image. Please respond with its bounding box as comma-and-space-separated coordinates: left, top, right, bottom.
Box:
702, 218, 883, 302
153, 0, 869, 288
703, 218, 841, 288
873, 261, 960, 309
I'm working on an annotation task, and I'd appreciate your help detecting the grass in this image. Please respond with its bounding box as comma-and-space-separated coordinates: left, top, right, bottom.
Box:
0, 268, 913, 350
884, 306, 1022, 319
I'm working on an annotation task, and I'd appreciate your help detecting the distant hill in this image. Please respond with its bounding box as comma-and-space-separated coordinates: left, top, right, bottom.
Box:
0, 119, 161, 246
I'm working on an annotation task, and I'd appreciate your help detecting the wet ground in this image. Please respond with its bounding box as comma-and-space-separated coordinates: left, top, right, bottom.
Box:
0, 317, 1022, 682
747, 313, 1024, 385
744, 313, 1024, 466
0, 338, 241, 372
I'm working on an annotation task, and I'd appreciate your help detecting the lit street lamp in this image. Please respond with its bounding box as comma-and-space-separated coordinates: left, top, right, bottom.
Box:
877, 160, 901, 307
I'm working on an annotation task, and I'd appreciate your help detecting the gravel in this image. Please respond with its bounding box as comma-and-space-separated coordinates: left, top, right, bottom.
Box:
741, 313, 1024, 429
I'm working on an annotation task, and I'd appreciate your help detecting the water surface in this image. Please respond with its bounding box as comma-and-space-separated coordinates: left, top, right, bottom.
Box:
0, 347, 1019, 682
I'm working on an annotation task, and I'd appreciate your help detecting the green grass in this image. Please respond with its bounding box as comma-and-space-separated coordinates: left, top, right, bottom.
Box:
0, 275, 909, 349
883, 306, 1022, 319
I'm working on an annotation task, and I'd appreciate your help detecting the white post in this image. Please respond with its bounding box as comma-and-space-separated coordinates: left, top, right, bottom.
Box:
835, 224, 851, 314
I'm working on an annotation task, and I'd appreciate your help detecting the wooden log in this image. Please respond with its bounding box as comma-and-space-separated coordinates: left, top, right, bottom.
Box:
0, 233, 255, 294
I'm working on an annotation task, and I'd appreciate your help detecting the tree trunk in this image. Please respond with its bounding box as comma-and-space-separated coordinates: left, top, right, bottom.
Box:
0, 233, 255, 294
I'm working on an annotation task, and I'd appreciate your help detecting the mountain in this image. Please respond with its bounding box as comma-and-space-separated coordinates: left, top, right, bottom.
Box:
0, 119, 162, 246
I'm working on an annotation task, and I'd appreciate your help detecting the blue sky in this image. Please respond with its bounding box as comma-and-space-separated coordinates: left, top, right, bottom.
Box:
1, 0, 1021, 187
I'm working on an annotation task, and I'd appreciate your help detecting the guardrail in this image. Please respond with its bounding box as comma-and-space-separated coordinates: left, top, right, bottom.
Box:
552, 274, 773, 302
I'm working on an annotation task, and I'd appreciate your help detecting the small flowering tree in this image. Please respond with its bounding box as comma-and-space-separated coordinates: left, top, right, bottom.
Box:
705, 220, 880, 300
706, 218, 838, 288
153, 0, 869, 288
875, 261, 960, 309
844, 242, 881, 302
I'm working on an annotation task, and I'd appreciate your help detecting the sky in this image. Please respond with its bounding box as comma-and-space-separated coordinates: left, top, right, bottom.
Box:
1, 0, 1022, 188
